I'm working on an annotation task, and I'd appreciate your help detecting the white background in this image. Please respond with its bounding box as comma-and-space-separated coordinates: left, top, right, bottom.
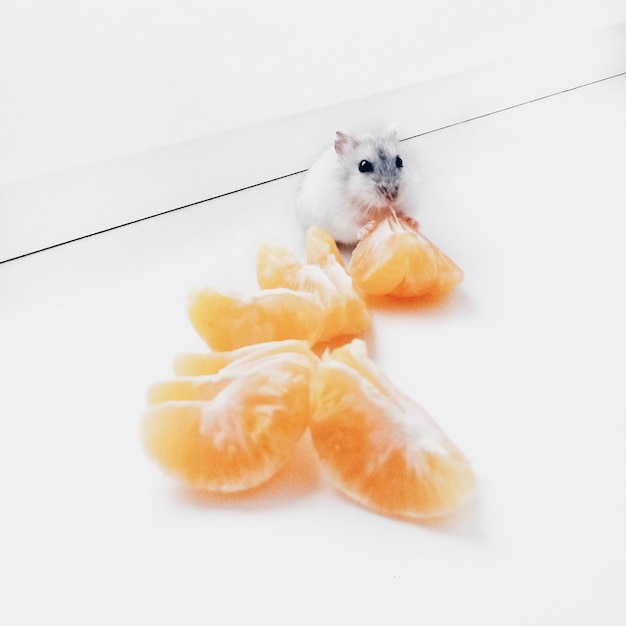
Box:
1, 0, 626, 184
1, 3, 626, 625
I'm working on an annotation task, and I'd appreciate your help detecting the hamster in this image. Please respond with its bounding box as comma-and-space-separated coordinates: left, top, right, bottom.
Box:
296, 128, 416, 245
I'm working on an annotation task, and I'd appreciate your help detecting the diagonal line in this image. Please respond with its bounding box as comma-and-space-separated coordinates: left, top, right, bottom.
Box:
401, 71, 626, 141
0, 170, 306, 265
2, 70, 625, 266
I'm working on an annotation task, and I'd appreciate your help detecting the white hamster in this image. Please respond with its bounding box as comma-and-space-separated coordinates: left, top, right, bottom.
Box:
296, 128, 416, 245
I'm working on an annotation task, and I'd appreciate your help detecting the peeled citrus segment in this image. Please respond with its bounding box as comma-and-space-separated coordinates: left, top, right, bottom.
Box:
304, 225, 346, 267
173, 339, 316, 376
187, 286, 325, 351
143, 341, 318, 492
256, 227, 371, 343
309, 339, 476, 520
348, 213, 464, 298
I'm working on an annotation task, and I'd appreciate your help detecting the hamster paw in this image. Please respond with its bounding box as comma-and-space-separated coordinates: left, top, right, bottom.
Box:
357, 220, 379, 240
396, 211, 420, 231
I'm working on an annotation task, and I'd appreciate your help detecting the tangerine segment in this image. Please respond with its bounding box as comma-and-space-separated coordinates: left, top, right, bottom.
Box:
187, 286, 325, 351
143, 344, 318, 492
304, 225, 346, 268
256, 227, 371, 342
349, 213, 464, 298
309, 339, 476, 519
173, 339, 317, 376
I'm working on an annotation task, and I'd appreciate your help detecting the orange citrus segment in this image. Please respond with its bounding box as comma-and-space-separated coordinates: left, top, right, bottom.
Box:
349, 213, 464, 298
187, 286, 325, 351
304, 225, 346, 267
143, 341, 318, 492
309, 339, 476, 519
256, 227, 371, 342
173, 339, 316, 376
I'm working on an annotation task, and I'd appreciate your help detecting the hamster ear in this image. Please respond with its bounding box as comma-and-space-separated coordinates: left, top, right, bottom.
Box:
384, 123, 399, 141
334, 130, 355, 155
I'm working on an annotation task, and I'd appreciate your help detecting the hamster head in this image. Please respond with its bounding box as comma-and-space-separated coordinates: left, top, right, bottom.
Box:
334, 129, 406, 212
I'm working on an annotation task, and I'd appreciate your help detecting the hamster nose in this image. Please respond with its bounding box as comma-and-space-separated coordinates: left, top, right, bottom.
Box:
380, 185, 398, 201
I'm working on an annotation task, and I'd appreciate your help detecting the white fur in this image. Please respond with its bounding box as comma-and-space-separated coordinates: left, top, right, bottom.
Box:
296, 129, 415, 245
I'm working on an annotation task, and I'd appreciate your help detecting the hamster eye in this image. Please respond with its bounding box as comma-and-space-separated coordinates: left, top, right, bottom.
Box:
358, 160, 374, 173
395, 156, 403, 168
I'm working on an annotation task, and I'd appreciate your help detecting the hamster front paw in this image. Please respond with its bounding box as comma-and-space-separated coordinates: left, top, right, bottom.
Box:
396, 211, 419, 231
357, 220, 379, 241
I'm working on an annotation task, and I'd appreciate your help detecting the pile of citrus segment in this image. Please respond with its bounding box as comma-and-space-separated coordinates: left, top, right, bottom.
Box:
142, 217, 476, 521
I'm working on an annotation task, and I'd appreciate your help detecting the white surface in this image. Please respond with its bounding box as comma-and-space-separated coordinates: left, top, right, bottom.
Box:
1, 63, 625, 624
2, 22, 626, 263
2, 0, 626, 185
